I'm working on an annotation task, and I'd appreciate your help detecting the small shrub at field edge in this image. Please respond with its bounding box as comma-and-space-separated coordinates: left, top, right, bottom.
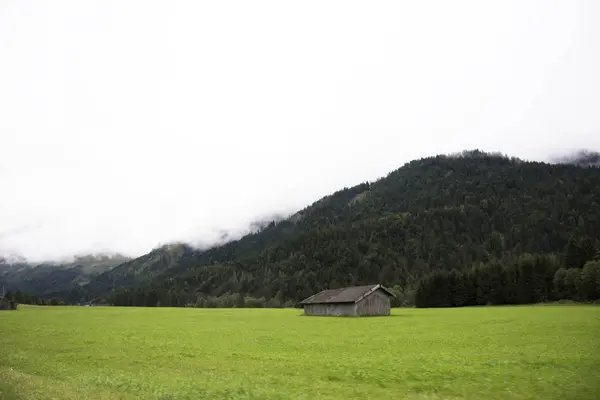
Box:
1, 305, 599, 400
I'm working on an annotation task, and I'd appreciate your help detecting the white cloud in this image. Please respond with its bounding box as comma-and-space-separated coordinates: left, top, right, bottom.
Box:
1, 0, 599, 261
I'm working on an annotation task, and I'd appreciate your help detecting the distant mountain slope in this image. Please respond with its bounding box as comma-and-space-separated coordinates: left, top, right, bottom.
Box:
88, 150, 600, 307
83, 243, 195, 298
0, 253, 130, 296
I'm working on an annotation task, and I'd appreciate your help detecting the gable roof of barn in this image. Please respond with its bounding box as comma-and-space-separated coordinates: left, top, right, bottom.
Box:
298, 284, 395, 305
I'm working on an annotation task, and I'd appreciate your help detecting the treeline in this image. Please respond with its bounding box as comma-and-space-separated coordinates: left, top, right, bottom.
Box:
415, 239, 600, 308
105, 282, 415, 308
4, 291, 66, 306
107, 288, 296, 308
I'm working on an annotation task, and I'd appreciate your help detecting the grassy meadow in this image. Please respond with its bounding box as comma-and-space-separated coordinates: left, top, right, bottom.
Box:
0, 305, 599, 400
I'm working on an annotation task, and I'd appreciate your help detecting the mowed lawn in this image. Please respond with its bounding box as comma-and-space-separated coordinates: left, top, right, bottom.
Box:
0, 306, 599, 400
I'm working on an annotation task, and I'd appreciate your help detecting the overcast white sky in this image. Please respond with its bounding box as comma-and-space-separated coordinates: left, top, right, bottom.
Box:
1, 0, 599, 261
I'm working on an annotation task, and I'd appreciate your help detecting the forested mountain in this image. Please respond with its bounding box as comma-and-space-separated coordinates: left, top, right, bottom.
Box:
5, 150, 600, 307
94, 151, 600, 307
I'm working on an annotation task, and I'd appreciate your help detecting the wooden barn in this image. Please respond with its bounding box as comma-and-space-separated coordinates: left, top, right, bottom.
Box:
299, 284, 395, 316
0, 297, 18, 311
0, 286, 18, 310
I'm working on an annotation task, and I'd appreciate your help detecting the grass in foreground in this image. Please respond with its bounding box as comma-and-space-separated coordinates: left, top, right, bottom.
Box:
0, 305, 599, 400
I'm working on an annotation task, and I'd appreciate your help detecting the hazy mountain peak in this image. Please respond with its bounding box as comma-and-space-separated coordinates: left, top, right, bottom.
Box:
0, 252, 28, 265
550, 149, 600, 167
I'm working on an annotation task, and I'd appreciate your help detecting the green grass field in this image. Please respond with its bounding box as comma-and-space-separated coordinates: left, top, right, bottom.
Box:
1, 305, 599, 400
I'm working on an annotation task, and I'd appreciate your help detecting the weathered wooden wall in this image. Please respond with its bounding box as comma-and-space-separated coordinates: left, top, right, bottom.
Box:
0, 300, 17, 310
303, 302, 356, 316
355, 290, 391, 316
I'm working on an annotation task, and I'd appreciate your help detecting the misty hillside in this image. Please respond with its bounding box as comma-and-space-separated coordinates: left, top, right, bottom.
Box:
551, 150, 600, 168
66, 150, 599, 307
7, 150, 600, 307
0, 253, 130, 296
